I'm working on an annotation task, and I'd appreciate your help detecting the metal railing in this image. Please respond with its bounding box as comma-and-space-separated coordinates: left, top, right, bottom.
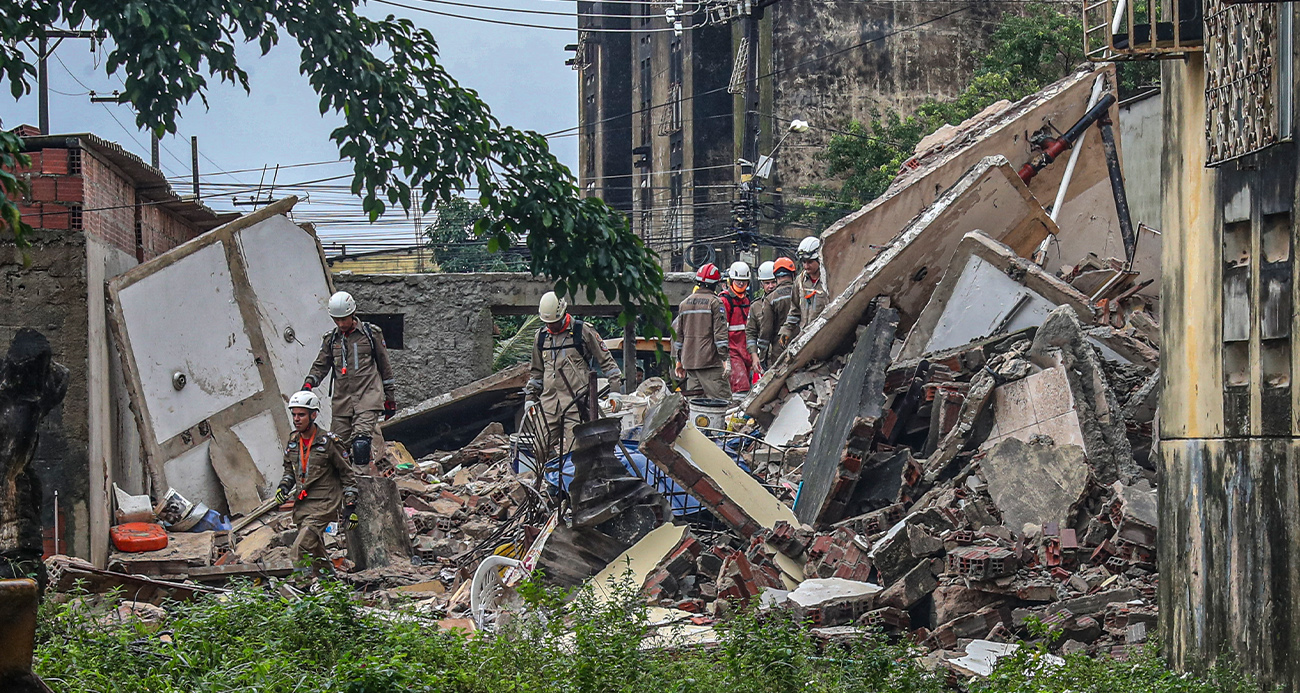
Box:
1084, 0, 1203, 61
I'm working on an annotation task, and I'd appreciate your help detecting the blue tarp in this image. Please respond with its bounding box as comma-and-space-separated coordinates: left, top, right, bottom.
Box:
514, 429, 753, 518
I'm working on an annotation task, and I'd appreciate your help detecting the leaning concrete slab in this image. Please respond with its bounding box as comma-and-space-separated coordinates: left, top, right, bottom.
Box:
818, 64, 1122, 298
795, 306, 898, 527
898, 231, 1156, 368
107, 197, 336, 514
588, 522, 690, 603
382, 362, 530, 458
642, 394, 799, 539
743, 156, 1054, 418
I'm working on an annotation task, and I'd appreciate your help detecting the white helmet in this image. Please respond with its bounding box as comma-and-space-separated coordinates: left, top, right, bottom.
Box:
756, 261, 776, 281
539, 291, 567, 323
797, 236, 822, 261
327, 291, 357, 319
727, 261, 751, 282
288, 390, 321, 412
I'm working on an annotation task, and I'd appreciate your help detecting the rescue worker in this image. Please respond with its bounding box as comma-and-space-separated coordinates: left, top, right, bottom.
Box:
524, 292, 623, 457
746, 257, 796, 371
302, 291, 396, 469
275, 390, 357, 575
719, 261, 754, 396
779, 236, 830, 346
673, 263, 731, 400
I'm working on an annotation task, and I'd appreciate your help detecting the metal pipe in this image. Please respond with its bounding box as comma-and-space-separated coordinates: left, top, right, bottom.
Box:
1096, 112, 1137, 269
38, 37, 48, 134
1017, 93, 1117, 184
1050, 75, 1106, 222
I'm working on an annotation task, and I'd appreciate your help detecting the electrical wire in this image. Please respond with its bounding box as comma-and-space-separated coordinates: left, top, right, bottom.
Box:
395, 0, 673, 19
374, 0, 696, 31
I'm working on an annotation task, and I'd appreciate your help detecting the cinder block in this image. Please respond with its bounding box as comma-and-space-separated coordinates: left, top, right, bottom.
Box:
28, 177, 56, 202
56, 177, 83, 203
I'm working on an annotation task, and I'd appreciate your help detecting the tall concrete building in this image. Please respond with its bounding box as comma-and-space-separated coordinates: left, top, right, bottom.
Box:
575, 0, 1004, 269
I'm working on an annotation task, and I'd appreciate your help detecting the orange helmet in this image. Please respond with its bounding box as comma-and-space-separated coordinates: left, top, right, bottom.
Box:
695, 263, 722, 285
773, 257, 797, 278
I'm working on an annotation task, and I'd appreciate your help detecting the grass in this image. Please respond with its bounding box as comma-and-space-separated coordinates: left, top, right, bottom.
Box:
34, 577, 1268, 693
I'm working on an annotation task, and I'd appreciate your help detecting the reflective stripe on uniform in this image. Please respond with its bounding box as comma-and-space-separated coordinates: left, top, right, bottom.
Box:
769, 294, 789, 304
714, 341, 729, 348
679, 309, 713, 315
728, 325, 746, 331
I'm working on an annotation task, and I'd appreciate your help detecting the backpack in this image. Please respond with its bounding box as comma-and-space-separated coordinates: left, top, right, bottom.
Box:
535, 319, 592, 367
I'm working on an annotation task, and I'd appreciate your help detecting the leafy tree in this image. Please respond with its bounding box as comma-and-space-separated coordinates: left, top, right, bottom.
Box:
0, 1, 668, 329
786, 2, 1157, 232
424, 197, 527, 272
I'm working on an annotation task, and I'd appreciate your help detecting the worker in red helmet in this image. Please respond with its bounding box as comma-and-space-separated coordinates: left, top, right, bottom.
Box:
746, 256, 796, 371
672, 263, 731, 400
719, 261, 754, 396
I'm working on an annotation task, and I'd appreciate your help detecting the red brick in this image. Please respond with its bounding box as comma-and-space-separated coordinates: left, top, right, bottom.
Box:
21, 151, 41, 173
40, 204, 69, 229
56, 176, 83, 203
17, 204, 41, 220
40, 149, 68, 175
666, 458, 703, 487
692, 480, 724, 506
29, 176, 56, 202
712, 500, 749, 531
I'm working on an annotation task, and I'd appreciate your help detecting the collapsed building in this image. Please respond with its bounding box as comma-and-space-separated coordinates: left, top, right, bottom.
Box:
12, 62, 1165, 682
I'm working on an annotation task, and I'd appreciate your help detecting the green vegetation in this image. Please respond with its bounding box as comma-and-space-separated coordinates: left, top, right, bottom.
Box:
426, 198, 529, 273
786, 2, 1161, 233
36, 577, 1266, 693
0, 2, 669, 330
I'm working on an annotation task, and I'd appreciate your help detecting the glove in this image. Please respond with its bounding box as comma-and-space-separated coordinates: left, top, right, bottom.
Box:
346, 505, 359, 530
523, 400, 538, 416
384, 400, 397, 420
275, 485, 291, 505
674, 361, 686, 380
751, 354, 763, 374
722, 359, 733, 377
302, 381, 312, 391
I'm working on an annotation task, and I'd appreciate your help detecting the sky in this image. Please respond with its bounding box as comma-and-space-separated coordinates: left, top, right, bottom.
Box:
0, 2, 586, 253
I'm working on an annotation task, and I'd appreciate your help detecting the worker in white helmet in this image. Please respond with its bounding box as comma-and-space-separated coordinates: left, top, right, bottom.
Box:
302, 291, 396, 469
523, 291, 623, 458
276, 390, 357, 575
746, 257, 796, 371
779, 236, 829, 346
719, 261, 754, 396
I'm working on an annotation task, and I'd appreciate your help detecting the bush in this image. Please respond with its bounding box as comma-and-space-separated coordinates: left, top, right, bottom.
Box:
34, 579, 1268, 693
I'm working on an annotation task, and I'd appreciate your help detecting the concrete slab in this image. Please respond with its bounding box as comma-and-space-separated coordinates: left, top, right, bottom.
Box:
108, 198, 336, 512
898, 231, 1153, 368
743, 157, 1054, 418
795, 307, 898, 526
642, 394, 799, 538
588, 522, 690, 603
766, 396, 813, 448
819, 65, 1121, 299
979, 437, 1090, 535
383, 363, 530, 458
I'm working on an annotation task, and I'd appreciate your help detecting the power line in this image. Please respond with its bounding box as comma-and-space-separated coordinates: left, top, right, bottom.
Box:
396, 0, 673, 19
374, 0, 698, 31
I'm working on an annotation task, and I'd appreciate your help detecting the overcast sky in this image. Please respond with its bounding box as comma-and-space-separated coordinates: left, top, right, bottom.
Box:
0, 3, 584, 252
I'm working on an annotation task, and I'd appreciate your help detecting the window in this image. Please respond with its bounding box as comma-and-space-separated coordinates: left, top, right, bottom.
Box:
357, 313, 405, 349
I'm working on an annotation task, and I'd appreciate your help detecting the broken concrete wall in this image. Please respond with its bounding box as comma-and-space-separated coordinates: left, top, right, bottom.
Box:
336, 272, 697, 406
744, 156, 1055, 417
108, 199, 337, 515
817, 65, 1119, 298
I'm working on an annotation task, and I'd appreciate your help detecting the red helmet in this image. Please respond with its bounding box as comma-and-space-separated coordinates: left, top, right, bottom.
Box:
773, 257, 797, 277
695, 263, 722, 284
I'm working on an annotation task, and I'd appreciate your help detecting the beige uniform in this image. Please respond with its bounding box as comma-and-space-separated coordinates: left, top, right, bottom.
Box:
782, 271, 829, 341
305, 322, 395, 446
746, 281, 794, 366
674, 288, 730, 401
279, 425, 357, 573
525, 319, 622, 455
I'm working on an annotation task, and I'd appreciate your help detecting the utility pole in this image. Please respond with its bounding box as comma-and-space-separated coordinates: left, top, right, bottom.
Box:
150, 134, 159, 169
190, 136, 199, 199
33, 29, 103, 135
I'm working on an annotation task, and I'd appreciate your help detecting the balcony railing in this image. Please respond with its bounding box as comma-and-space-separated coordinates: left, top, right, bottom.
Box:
1084, 0, 1203, 61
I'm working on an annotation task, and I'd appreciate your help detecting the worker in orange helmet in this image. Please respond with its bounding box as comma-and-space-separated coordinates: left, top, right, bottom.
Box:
672, 263, 731, 401
746, 256, 796, 371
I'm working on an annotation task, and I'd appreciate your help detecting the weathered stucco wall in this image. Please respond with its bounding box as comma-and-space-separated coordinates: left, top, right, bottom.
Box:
1158, 48, 1300, 692
336, 272, 696, 407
